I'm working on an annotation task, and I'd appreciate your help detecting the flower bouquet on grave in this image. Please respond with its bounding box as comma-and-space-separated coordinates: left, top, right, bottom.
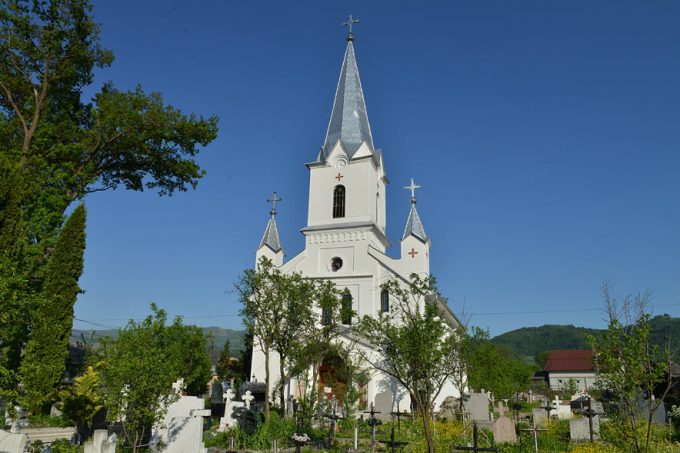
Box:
292, 433, 310, 453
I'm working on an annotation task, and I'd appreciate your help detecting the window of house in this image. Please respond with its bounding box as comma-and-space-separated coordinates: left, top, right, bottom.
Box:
380, 289, 389, 312
333, 185, 345, 218
341, 292, 352, 325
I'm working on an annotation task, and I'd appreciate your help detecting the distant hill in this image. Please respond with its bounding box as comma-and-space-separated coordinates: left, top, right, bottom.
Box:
72, 326, 246, 354
491, 314, 680, 364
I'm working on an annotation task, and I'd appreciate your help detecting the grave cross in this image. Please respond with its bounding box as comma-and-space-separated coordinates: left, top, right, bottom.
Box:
452, 422, 498, 452
223, 388, 235, 405
242, 390, 255, 410
364, 403, 382, 452
324, 397, 344, 446
379, 426, 408, 453
582, 396, 601, 443
390, 402, 411, 432
520, 421, 548, 453
496, 403, 508, 418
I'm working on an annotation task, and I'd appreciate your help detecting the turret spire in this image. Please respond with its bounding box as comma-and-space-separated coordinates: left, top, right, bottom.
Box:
402, 178, 428, 242
320, 18, 374, 160
259, 192, 283, 253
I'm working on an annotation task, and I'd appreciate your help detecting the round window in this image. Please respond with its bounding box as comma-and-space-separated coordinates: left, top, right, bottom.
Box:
330, 257, 343, 272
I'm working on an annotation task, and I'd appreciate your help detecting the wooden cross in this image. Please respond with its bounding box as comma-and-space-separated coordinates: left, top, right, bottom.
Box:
520, 421, 548, 453
335, 173, 344, 181
408, 248, 418, 258
342, 15, 360, 35
452, 422, 498, 452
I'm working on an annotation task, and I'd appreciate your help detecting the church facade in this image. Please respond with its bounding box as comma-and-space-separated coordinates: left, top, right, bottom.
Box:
250, 30, 462, 414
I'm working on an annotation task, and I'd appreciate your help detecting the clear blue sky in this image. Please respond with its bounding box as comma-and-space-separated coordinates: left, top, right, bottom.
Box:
74, 0, 680, 336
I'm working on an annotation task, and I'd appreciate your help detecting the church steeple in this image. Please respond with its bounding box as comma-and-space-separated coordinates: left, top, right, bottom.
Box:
257, 192, 284, 266
320, 20, 374, 161
402, 178, 429, 243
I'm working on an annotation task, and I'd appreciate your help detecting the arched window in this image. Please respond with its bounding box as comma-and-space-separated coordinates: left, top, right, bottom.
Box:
341, 291, 353, 325
333, 185, 346, 218
380, 289, 389, 312
321, 306, 332, 326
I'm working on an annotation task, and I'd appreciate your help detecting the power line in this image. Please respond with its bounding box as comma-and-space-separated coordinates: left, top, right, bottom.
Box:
469, 303, 680, 317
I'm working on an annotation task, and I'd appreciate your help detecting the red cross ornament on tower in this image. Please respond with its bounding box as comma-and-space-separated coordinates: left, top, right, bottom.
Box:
408, 248, 418, 258
335, 173, 344, 181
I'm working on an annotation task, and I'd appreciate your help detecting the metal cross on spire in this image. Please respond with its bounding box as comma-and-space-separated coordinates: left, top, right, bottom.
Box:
343, 15, 360, 41
267, 191, 282, 217
404, 178, 422, 203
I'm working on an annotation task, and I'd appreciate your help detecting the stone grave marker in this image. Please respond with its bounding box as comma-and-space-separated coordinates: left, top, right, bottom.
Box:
532, 407, 549, 426
218, 389, 244, 432
374, 391, 393, 420
0, 429, 28, 453
465, 390, 492, 422
552, 395, 572, 420
569, 416, 600, 441
491, 403, 516, 444
150, 389, 211, 453
83, 429, 116, 453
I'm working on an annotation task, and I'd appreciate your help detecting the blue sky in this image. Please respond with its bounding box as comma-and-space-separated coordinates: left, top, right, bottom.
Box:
74, 0, 680, 336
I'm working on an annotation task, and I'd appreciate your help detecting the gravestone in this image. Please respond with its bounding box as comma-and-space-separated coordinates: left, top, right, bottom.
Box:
374, 391, 393, 420
569, 416, 600, 441
209, 381, 224, 404
491, 403, 516, 444
150, 395, 211, 453
83, 429, 116, 453
532, 408, 549, 426
637, 398, 666, 425
0, 429, 28, 453
551, 395, 572, 420
465, 391, 492, 422
218, 389, 245, 432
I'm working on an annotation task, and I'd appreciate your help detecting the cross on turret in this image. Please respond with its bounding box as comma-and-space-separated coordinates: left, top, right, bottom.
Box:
267, 191, 281, 218
343, 15, 360, 41
404, 178, 421, 204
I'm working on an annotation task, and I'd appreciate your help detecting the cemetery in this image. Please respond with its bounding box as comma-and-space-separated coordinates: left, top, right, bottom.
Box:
1, 1, 679, 453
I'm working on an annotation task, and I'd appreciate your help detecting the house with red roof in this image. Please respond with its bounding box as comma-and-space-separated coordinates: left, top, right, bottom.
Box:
542, 350, 597, 391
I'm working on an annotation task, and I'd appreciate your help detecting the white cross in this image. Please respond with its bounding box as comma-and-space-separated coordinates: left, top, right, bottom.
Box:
223, 389, 235, 405
553, 395, 562, 406
404, 178, 421, 200
243, 390, 255, 410
496, 402, 508, 417
171, 378, 184, 395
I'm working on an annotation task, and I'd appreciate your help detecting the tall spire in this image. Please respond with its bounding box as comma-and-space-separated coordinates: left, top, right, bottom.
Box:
321, 18, 374, 160
259, 192, 282, 253
402, 179, 428, 242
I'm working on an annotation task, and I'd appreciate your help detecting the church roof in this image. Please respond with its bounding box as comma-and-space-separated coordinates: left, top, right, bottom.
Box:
321, 39, 375, 160
259, 217, 282, 253
402, 202, 428, 242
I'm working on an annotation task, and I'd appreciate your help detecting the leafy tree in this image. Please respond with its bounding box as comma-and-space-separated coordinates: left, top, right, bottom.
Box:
588, 283, 675, 453
94, 305, 211, 451
270, 271, 317, 412
466, 327, 534, 399
58, 364, 103, 438
355, 274, 459, 453
215, 340, 232, 381
0, 0, 218, 386
19, 204, 86, 412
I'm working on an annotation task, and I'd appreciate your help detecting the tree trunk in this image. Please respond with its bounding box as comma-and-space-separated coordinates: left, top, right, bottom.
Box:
279, 354, 286, 415
264, 347, 271, 424
421, 406, 435, 453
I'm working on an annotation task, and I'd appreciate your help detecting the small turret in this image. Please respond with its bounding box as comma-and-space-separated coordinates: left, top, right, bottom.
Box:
256, 192, 284, 266
400, 179, 430, 275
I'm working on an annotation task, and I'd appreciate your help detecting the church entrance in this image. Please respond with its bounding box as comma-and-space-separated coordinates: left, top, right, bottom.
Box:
318, 351, 368, 411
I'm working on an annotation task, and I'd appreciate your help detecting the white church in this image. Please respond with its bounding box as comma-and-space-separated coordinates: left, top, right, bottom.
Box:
250, 26, 462, 414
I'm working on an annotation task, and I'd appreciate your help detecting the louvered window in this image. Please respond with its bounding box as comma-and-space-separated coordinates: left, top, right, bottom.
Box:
380, 289, 389, 312
341, 292, 353, 325
333, 185, 346, 218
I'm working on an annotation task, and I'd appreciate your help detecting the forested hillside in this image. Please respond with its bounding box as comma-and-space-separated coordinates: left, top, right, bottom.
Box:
491, 314, 680, 364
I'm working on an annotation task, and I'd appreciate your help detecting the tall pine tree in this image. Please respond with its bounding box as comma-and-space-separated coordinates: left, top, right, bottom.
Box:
19, 205, 86, 412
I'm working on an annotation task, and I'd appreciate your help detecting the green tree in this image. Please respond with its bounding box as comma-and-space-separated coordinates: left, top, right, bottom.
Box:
355, 274, 460, 453
95, 305, 211, 451
270, 271, 317, 413
19, 204, 86, 412
166, 323, 212, 396
588, 283, 674, 453
466, 327, 534, 399
215, 340, 232, 381
0, 0, 218, 386
58, 364, 103, 437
